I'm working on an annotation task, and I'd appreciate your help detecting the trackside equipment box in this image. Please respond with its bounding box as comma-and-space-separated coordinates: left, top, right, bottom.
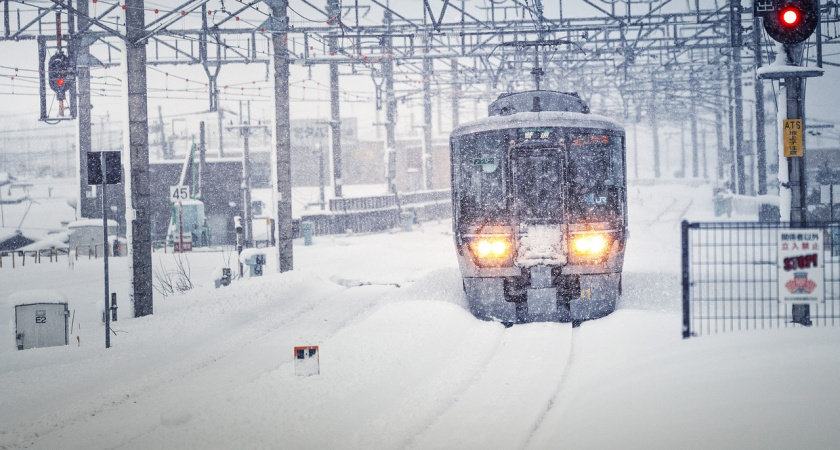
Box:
15, 303, 69, 350
294, 346, 320, 376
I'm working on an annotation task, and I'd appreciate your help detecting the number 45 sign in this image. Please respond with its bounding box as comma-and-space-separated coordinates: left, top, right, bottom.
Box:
170, 185, 190, 202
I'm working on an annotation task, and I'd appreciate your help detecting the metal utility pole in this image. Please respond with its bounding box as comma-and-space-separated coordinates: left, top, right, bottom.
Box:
451, 59, 460, 130
733, 54, 746, 195
780, 51, 810, 227
200, 3, 221, 113
422, 44, 433, 190
157, 106, 168, 159
100, 151, 111, 349
679, 120, 686, 178
317, 142, 326, 210
228, 101, 261, 247
756, 0, 823, 327
727, 71, 737, 191
124, 0, 153, 317
649, 91, 661, 179
327, 0, 343, 198
631, 120, 639, 179
269, 0, 293, 273
217, 106, 225, 157
754, 13, 768, 195
198, 121, 206, 199
690, 85, 699, 178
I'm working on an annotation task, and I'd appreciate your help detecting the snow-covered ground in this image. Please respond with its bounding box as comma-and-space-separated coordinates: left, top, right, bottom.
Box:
2, 180, 839, 449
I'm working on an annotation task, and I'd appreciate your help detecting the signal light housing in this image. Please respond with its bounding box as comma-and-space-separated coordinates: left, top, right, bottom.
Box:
48, 52, 71, 99
762, 0, 819, 45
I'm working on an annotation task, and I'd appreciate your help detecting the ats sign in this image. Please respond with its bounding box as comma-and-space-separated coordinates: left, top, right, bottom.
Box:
778, 229, 824, 304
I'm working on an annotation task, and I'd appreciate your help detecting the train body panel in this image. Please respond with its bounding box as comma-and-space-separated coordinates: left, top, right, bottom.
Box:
450, 91, 627, 325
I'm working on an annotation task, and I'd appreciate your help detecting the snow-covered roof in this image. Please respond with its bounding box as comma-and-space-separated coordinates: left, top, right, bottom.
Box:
16, 233, 69, 251
239, 247, 268, 264
6, 289, 67, 306
172, 199, 205, 206
451, 110, 623, 138
67, 219, 120, 229
757, 64, 824, 80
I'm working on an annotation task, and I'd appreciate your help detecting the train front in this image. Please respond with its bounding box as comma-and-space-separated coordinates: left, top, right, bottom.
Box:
450, 91, 627, 324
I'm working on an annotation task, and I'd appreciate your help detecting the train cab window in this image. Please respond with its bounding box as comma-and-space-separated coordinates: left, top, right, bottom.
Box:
513, 149, 562, 222
566, 134, 624, 224
453, 130, 510, 224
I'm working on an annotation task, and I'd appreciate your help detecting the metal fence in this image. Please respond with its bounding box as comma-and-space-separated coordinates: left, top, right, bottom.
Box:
682, 221, 840, 338
294, 190, 452, 238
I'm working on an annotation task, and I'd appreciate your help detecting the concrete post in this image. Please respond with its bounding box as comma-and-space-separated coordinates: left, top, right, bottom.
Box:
270, 1, 293, 272
383, 9, 397, 194
422, 49, 433, 189
328, 0, 342, 198
124, 0, 153, 317
76, 0, 92, 227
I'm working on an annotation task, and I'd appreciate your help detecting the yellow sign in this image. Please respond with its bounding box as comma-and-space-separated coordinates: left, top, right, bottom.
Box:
783, 119, 803, 157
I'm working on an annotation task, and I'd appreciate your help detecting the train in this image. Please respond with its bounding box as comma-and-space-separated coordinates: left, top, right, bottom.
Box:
449, 90, 627, 326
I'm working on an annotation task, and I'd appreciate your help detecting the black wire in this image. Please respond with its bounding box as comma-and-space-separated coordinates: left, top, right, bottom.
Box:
288, 4, 321, 23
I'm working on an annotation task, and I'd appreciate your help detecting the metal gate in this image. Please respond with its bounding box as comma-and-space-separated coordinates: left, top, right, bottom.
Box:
682, 221, 840, 338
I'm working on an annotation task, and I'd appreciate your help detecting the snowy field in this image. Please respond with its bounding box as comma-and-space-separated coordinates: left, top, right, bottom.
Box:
2, 180, 839, 449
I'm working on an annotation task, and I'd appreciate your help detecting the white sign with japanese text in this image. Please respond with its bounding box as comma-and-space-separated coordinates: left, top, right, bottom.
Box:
778, 229, 824, 304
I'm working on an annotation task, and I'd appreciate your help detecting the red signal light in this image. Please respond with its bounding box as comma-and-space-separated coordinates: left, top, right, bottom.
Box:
762, 0, 819, 45
56, 78, 64, 86
781, 7, 801, 26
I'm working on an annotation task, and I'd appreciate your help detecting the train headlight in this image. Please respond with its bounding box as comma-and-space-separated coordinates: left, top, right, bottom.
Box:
571, 234, 609, 257
468, 236, 513, 267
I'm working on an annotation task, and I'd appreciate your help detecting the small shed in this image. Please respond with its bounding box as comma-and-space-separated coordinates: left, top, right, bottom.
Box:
0, 231, 36, 251
67, 219, 119, 256
17, 232, 69, 253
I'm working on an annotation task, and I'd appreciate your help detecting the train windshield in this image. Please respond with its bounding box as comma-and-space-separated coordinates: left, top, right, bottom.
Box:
566, 133, 624, 223
513, 149, 562, 222
453, 130, 510, 225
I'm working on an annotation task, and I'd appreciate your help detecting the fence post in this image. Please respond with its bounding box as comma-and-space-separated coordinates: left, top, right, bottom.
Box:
682, 220, 691, 339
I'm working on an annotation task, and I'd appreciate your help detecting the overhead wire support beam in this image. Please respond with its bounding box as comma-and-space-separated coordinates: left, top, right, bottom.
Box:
580, 0, 626, 25
149, 36, 202, 64
423, 0, 450, 32
138, 0, 211, 44
209, 1, 261, 30
44, 0, 126, 43
444, 1, 492, 30
11, 3, 59, 41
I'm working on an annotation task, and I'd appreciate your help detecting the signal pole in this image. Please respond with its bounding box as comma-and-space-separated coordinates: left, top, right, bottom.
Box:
757, 0, 822, 225
227, 101, 267, 248
757, 0, 822, 326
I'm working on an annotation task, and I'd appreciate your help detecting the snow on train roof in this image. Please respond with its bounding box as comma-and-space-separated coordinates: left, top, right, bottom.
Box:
451, 111, 624, 138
